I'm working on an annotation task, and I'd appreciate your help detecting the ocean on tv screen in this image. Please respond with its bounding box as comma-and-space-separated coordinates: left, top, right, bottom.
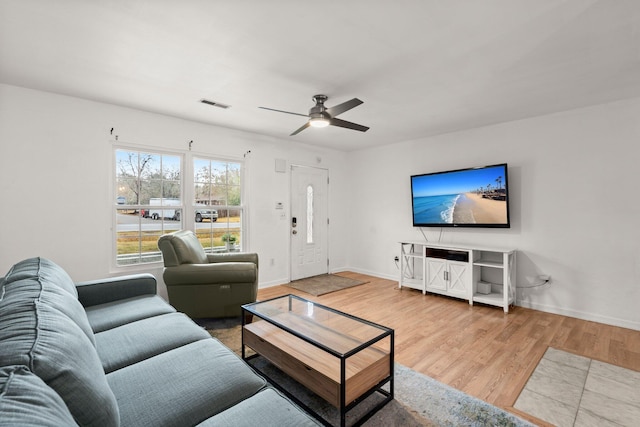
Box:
411, 164, 509, 226
413, 192, 508, 225
413, 194, 460, 224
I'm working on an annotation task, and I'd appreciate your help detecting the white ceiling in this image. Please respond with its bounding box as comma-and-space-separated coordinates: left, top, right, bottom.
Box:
2, 0, 640, 151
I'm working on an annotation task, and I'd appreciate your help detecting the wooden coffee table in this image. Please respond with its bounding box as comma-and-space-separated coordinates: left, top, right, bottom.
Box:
242, 294, 394, 427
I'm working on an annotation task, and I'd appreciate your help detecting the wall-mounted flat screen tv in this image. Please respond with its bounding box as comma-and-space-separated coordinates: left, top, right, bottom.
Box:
411, 163, 510, 228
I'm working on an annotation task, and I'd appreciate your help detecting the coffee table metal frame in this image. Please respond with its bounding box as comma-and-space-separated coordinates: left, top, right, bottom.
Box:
242, 294, 394, 427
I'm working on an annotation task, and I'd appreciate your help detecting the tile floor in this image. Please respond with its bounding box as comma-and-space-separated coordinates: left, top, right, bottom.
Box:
514, 347, 640, 426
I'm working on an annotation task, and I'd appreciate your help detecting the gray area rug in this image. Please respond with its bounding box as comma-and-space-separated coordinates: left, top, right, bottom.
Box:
197, 317, 535, 427
284, 274, 368, 296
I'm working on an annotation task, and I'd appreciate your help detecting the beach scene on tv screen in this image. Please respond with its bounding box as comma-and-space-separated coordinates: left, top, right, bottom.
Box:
412, 165, 508, 225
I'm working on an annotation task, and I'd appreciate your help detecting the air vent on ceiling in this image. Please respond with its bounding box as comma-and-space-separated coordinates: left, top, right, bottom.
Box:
200, 99, 230, 109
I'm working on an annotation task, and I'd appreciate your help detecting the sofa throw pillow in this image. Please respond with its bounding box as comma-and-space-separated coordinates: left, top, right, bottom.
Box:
0, 366, 79, 427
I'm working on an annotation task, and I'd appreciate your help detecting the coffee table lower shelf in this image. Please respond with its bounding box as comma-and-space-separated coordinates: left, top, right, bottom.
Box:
243, 321, 393, 427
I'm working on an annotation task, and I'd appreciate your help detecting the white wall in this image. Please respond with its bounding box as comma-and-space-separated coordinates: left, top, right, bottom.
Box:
346, 97, 640, 331
0, 84, 351, 297
2, 83, 638, 330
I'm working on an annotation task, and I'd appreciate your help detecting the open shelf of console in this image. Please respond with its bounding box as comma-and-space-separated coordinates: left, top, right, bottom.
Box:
398, 242, 425, 291
398, 241, 516, 312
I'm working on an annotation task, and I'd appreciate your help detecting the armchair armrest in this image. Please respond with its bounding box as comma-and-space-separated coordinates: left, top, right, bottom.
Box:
75, 273, 157, 307
163, 263, 257, 286
206, 252, 259, 267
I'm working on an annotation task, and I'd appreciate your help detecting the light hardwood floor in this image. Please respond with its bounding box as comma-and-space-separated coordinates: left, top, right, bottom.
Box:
257, 272, 640, 425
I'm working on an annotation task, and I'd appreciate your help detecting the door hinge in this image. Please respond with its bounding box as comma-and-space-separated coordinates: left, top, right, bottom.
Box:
327, 218, 330, 225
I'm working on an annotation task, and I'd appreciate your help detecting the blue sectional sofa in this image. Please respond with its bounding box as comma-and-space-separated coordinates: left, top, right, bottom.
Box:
0, 257, 319, 427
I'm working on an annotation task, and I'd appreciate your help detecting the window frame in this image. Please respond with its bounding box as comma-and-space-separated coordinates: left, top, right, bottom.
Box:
111, 143, 246, 270
192, 156, 245, 255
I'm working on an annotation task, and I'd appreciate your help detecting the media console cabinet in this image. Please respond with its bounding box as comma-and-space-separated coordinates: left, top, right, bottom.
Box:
399, 241, 516, 313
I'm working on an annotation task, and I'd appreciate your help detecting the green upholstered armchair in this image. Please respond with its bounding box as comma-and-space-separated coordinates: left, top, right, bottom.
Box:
157, 230, 258, 318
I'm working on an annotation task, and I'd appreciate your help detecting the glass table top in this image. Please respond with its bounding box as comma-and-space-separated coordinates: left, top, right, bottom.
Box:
242, 294, 392, 357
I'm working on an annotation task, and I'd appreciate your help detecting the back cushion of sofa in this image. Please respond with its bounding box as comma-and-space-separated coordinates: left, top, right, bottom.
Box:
0, 258, 120, 427
0, 366, 79, 427
1, 258, 95, 344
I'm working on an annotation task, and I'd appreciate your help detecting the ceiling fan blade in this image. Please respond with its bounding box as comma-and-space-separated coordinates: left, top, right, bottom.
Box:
258, 106, 308, 118
326, 98, 363, 117
329, 117, 369, 132
290, 121, 310, 136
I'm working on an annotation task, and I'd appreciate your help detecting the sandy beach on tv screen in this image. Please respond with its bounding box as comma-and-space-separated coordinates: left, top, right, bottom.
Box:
453, 193, 507, 224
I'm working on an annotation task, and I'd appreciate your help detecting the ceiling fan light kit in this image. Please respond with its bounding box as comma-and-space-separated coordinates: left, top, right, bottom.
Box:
260, 94, 369, 136
309, 114, 330, 128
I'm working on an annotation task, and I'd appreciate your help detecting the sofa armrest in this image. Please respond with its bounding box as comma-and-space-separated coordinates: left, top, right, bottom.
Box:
75, 273, 157, 307
206, 252, 259, 267
163, 263, 257, 286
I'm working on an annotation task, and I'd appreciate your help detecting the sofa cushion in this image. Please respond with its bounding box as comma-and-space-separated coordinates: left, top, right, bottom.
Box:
0, 258, 119, 427
84, 294, 175, 333
1, 257, 95, 345
107, 339, 266, 427
95, 312, 210, 373
2, 257, 77, 296
0, 366, 79, 427
163, 263, 258, 285
196, 388, 320, 427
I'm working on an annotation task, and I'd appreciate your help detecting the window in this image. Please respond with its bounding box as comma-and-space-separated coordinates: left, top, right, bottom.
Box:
193, 157, 243, 253
113, 148, 245, 267
115, 149, 182, 266
306, 184, 314, 244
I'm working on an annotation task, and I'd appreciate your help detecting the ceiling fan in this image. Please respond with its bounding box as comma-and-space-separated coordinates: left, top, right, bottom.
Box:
259, 95, 369, 136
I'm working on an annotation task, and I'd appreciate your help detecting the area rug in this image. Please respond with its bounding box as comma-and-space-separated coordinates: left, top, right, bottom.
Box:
197, 317, 535, 427
284, 274, 368, 296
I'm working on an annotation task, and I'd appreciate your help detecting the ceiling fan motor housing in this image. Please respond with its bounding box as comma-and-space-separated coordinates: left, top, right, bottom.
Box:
310, 95, 329, 118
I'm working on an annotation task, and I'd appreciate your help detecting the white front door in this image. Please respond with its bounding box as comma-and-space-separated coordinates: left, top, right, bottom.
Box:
290, 165, 328, 281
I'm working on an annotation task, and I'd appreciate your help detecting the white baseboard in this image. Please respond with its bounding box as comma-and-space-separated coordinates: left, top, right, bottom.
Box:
258, 277, 289, 289
336, 266, 398, 282
516, 300, 640, 331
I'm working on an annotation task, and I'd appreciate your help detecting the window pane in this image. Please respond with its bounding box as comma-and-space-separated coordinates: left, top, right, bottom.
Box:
143, 180, 162, 202
116, 177, 137, 204
211, 189, 227, 206
139, 153, 160, 180
228, 163, 241, 186
228, 185, 241, 206
162, 155, 181, 180
306, 185, 313, 244
211, 161, 228, 184
162, 181, 180, 199
194, 158, 211, 182
115, 209, 163, 265
116, 150, 138, 178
